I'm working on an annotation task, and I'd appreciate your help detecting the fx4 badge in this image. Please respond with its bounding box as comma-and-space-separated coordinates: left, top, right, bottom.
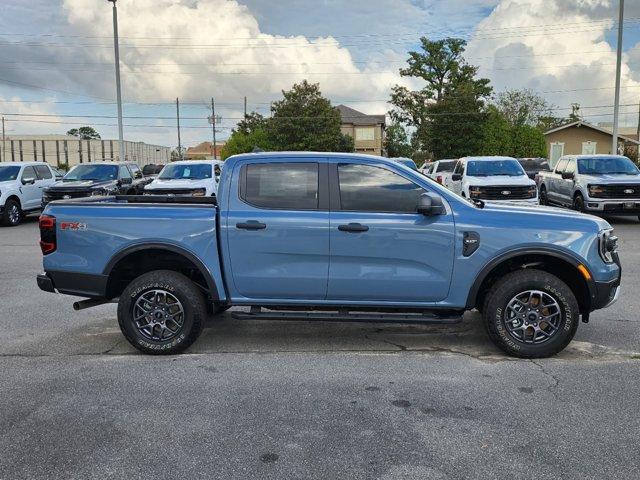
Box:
60, 222, 87, 231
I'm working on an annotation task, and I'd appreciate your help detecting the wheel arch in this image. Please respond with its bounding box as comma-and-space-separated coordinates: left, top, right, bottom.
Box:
467, 247, 595, 314
103, 243, 220, 301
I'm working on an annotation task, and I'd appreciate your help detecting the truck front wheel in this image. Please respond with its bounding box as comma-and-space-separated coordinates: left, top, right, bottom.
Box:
483, 269, 579, 358
117, 270, 206, 355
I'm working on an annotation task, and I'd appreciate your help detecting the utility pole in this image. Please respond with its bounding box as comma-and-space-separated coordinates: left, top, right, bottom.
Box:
244, 96, 247, 119
612, 0, 624, 154
1, 116, 5, 162
211, 98, 217, 160
176, 97, 182, 160
107, 0, 125, 162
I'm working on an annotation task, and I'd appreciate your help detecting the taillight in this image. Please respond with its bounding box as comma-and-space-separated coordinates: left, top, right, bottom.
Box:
436, 175, 443, 184
39, 214, 56, 255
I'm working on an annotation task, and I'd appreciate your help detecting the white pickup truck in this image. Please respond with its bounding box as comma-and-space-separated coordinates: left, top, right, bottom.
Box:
448, 156, 538, 204
144, 160, 223, 197
0, 162, 57, 226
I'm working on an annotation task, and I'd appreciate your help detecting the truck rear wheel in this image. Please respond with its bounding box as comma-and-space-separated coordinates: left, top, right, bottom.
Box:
117, 270, 206, 355
483, 269, 579, 358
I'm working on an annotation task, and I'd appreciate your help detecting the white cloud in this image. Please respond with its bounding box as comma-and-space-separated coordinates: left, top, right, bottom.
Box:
0, 97, 65, 136
465, 0, 640, 126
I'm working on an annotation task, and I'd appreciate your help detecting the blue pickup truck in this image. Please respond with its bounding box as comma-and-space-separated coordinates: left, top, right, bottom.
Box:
37, 152, 621, 358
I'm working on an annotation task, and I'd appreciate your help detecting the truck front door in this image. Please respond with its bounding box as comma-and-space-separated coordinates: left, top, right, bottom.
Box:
225, 161, 330, 300
326, 162, 455, 303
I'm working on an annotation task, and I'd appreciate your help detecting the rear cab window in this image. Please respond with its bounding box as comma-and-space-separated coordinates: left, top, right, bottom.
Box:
240, 162, 319, 210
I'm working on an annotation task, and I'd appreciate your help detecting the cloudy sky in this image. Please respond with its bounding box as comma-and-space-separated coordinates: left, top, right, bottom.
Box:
1, 0, 640, 148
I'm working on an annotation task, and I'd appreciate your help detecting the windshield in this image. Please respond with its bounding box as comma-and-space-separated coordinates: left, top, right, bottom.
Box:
64, 164, 118, 182
467, 159, 525, 177
159, 163, 213, 180
518, 159, 550, 171
436, 161, 456, 172
577, 157, 640, 175
0, 166, 20, 182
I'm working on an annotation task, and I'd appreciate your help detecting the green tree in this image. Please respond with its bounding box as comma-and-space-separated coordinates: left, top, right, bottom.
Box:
494, 89, 554, 127
389, 37, 492, 158
66, 126, 101, 139
480, 106, 512, 155
220, 128, 272, 160
384, 123, 413, 158
511, 124, 547, 158
266, 80, 354, 152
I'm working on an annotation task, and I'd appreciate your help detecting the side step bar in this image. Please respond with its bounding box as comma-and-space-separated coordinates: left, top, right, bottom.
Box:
231, 307, 462, 324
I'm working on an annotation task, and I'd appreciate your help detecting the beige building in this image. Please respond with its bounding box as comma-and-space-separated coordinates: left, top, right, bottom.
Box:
185, 141, 226, 160
337, 105, 386, 156
544, 121, 640, 167
0, 134, 171, 169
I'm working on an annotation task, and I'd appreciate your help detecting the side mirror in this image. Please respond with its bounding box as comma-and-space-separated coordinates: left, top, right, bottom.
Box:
120, 177, 133, 185
417, 193, 446, 216
561, 171, 574, 180
22, 177, 36, 185
451, 173, 462, 181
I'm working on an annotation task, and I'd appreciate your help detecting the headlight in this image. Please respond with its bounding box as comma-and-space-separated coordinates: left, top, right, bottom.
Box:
526, 185, 537, 198
469, 187, 482, 198
588, 185, 604, 198
599, 229, 618, 263
192, 188, 206, 197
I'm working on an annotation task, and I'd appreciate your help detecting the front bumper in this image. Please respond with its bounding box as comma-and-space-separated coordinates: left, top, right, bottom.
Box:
592, 253, 622, 310
584, 199, 640, 215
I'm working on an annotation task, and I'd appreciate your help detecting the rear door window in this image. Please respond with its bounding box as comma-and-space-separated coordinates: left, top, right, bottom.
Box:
34, 165, 53, 179
241, 163, 319, 210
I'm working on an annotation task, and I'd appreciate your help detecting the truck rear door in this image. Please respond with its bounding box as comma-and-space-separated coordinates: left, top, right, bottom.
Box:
326, 161, 455, 303
224, 160, 330, 300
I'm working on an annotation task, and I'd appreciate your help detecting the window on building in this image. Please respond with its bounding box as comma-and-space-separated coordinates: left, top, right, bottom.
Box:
337, 164, 425, 213
355, 127, 375, 141
581, 141, 597, 155
550, 142, 565, 166
241, 163, 319, 210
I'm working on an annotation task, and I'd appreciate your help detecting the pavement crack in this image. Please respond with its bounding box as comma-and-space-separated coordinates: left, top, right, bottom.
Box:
530, 360, 560, 399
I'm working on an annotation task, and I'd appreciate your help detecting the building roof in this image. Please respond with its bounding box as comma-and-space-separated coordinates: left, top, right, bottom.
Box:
336, 105, 386, 126
544, 120, 640, 145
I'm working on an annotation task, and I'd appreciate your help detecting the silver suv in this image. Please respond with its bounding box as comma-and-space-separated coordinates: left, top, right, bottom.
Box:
538, 154, 640, 219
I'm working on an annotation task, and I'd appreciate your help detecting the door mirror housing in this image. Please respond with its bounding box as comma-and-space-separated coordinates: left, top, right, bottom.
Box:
417, 193, 446, 216
561, 171, 574, 180
451, 173, 462, 181
22, 177, 36, 185
120, 177, 133, 185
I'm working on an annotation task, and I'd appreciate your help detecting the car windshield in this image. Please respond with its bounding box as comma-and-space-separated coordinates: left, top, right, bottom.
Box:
159, 163, 213, 180
0, 166, 21, 181
63, 164, 118, 182
518, 159, 550, 171
436, 161, 456, 172
577, 157, 640, 175
467, 159, 525, 177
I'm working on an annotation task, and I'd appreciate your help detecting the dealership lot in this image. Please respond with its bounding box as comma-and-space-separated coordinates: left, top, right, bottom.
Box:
1, 215, 639, 479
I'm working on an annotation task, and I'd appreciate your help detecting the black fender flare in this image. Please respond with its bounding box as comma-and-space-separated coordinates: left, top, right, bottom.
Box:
103, 242, 219, 300
465, 247, 596, 309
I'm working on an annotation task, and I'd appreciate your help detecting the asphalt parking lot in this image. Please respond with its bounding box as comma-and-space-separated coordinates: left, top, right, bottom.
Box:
1, 215, 639, 479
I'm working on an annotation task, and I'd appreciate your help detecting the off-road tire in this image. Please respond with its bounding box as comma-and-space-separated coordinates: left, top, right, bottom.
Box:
118, 270, 206, 355
483, 269, 579, 358
2, 198, 22, 226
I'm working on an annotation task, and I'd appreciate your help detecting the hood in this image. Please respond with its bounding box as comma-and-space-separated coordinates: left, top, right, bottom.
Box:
465, 175, 535, 187
145, 178, 213, 190
578, 173, 640, 184
480, 201, 611, 231
47, 179, 117, 190
0, 180, 16, 190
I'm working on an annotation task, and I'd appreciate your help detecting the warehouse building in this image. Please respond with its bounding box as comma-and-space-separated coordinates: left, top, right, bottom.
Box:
0, 135, 171, 169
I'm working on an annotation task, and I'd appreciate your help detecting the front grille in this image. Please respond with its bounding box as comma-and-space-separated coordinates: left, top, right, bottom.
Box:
45, 190, 90, 200
146, 189, 197, 196
591, 184, 640, 199
474, 186, 534, 200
